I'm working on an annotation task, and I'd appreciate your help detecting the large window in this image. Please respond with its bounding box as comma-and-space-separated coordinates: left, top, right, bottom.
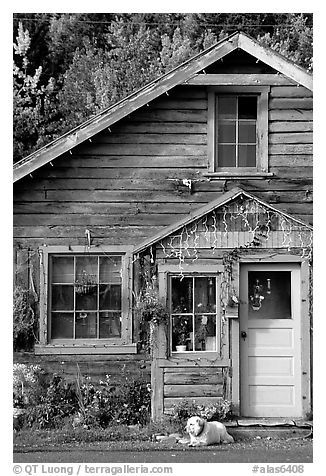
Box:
170, 275, 219, 353
207, 86, 269, 176
50, 254, 123, 340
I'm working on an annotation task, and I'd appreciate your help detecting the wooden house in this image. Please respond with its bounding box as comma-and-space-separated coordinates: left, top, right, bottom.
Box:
13, 32, 313, 420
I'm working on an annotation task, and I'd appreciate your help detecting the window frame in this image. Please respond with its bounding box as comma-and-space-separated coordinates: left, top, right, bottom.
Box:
157, 263, 228, 360
37, 245, 135, 354
169, 273, 220, 354
207, 86, 270, 177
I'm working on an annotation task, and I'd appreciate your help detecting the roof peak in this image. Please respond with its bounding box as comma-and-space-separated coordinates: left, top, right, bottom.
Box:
14, 32, 312, 182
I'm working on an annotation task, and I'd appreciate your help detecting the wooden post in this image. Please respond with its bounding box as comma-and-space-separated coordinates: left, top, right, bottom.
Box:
151, 322, 167, 420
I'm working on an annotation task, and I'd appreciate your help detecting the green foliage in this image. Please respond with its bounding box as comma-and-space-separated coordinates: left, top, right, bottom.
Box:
134, 281, 169, 326
134, 280, 169, 354
258, 14, 313, 71
74, 372, 151, 428
13, 22, 57, 162
114, 377, 151, 426
13, 286, 38, 351
58, 20, 163, 133
172, 399, 233, 424
13, 363, 44, 407
14, 364, 151, 430
160, 28, 194, 71
24, 374, 79, 429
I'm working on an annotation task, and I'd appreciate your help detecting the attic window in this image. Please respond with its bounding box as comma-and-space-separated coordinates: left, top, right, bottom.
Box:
207, 86, 270, 176
216, 95, 257, 167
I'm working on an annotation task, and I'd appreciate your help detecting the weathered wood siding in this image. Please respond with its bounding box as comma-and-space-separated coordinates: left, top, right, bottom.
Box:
163, 367, 227, 413
14, 81, 313, 253
14, 352, 150, 385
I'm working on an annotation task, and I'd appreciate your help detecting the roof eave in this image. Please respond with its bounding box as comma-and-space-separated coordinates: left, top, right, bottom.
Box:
14, 32, 240, 182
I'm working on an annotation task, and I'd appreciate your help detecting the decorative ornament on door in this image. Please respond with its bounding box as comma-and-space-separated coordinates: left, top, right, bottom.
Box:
249, 278, 272, 311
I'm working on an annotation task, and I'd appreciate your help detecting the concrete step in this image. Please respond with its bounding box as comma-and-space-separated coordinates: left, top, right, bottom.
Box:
224, 418, 313, 440
225, 418, 312, 428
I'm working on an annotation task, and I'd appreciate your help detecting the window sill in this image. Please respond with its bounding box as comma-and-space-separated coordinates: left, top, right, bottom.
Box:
169, 351, 226, 361
35, 343, 137, 355
204, 172, 274, 180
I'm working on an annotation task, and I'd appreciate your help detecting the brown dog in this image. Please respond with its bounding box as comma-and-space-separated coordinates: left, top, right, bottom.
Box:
186, 416, 234, 447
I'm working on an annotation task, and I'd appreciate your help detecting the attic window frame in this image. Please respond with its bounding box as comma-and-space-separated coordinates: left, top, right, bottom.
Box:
207, 86, 270, 177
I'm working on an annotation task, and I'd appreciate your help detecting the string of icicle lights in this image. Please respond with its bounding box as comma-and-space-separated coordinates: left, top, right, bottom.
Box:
159, 198, 313, 279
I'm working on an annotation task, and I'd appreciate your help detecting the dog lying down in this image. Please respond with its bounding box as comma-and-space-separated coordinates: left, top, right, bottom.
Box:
186, 416, 234, 447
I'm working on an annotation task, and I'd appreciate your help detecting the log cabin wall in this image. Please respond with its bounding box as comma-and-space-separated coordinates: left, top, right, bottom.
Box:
14, 352, 150, 385
13, 84, 313, 251
13, 51, 313, 377
163, 367, 227, 414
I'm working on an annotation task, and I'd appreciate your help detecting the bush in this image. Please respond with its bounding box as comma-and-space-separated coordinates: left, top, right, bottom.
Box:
13, 286, 38, 351
75, 371, 151, 428
24, 374, 79, 429
114, 378, 151, 426
172, 399, 233, 424
75, 373, 118, 428
13, 363, 44, 407
13, 363, 152, 430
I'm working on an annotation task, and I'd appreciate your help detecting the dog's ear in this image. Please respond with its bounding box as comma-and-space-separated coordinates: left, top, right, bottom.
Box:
197, 417, 204, 428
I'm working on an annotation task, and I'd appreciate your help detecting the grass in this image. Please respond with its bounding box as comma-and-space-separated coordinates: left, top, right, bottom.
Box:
14, 418, 185, 450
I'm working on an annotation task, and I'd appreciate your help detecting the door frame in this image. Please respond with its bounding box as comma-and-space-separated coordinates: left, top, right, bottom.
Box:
230, 254, 311, 418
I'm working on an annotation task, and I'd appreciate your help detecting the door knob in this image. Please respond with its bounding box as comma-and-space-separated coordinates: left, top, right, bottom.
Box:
241, 331, 247, 339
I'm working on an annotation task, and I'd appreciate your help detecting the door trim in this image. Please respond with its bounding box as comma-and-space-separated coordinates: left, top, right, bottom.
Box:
230, 255, 311, 418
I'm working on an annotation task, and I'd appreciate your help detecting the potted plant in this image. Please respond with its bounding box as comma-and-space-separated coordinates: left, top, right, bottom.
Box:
174, 319, 189, 352
75, 270, 97, 295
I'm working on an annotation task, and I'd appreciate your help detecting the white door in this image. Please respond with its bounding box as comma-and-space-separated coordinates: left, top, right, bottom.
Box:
240, 263, 302, 417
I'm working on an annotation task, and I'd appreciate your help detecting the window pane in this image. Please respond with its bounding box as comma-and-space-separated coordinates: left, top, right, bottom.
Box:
218, 121, 236, 143
75, 311, 97, 338
75, 256, 98, 282
239, 121, 256, 143
218, 144, 236, 167
195, 315, 217, 351
194, 277, 216, 313
51, 312, 74, 339
217, 96, 237, 119
76, 290, 97, 310
172, 315, 193, 351
171, 277, 192, 313
99, 256, 122, 283
52, 285, 74, 310
52, 257, 74, 283
248, 271, 292, 319
99, 284, 121, 310
238, 96, 257, 119
238, 144, 256, 167
99, 312, 121, 338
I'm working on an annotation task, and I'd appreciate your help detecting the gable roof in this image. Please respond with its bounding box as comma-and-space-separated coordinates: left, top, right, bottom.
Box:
133, 187, 313, 254
13, 31, 312, 183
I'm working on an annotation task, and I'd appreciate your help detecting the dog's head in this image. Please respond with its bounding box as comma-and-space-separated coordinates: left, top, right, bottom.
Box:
186, 416, 205, 437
